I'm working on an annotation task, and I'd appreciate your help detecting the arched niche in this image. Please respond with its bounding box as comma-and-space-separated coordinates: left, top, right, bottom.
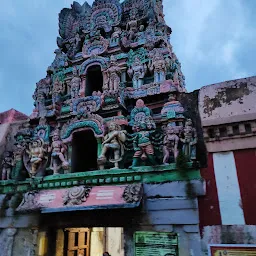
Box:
79, 57, 109, 96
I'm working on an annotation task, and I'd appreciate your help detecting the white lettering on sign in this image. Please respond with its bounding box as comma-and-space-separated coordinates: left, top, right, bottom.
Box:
92, 190, 115, 200
39, 193, 56, 204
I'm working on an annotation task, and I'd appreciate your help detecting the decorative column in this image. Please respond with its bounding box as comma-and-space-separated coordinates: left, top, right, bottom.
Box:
66, 143, 73, 174
0, 228, 17, 256
55, 229, 64, 256
97, 138, 103, 158
37, 231, 48, 256
79, 75, 86, 97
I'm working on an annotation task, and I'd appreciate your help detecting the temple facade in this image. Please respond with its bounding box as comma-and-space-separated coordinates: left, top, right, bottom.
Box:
0, 1, 255, 256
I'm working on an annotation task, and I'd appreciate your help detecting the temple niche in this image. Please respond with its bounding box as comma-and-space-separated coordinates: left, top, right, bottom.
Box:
3, 0, 196, 178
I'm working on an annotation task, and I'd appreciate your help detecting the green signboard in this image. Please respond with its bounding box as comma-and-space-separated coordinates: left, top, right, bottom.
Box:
134, 232, 179, 256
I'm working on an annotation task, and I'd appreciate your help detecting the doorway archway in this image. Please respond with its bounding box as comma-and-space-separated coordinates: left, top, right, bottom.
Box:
72, 130, 98, 172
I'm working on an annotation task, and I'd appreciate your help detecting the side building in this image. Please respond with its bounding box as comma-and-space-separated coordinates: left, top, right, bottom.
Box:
0, 1, 205, 256
198, 76, 256, 255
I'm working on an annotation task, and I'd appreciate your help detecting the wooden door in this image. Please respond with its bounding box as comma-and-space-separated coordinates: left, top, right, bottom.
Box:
65, 228, 90, 256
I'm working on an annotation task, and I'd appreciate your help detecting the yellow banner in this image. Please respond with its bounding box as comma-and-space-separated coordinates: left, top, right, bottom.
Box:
211, 246, 256, 256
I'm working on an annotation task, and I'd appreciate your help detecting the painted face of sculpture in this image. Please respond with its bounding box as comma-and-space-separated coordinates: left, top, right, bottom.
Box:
32, 141, 39, 147
186, 119, 192, 127
167, 126, 175, 134
136, 99, 145, 108
96, 16, 107, 28
53, 134, 60, 141
109, 122, 117, 131
72, 68, 78, 76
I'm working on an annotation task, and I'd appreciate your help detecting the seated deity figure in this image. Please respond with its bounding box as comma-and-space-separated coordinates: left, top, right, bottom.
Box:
70, 67, 81, 99
163, 125, 179, 164
49, 130, 69, 174
131, 123, 157, 167
1, 151, 14, 180
180, 119, 197, 161
26, 138, 47, 177
98, 122, 126, 169
128, 56, 146, 89
149, 50, 166, 83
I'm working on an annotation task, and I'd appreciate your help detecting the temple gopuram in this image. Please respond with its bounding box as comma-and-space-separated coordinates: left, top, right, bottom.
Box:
0, 0, 224, 255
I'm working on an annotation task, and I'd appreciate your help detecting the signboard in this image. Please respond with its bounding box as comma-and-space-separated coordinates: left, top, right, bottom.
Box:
209, 244, 256, 256
16, 184, 142, 213
134, 232, 178, 256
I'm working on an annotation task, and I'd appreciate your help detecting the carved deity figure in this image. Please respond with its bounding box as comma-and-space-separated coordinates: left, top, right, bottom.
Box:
126, 9, 138, 40
1, 151, 14, 180
98, 122, 126, 169
111, 27, 122, 45
70, 67, 81, 99
131, 123, 157, 167
49, 130, 69, 174
180, 119, 197, 161
52, 78, 65, 107
104, 55, 121, 92
149, 50, 166, 83
26, 138, 47, 177
128, 56, 146, 89
33, 73, 52, 116
163, 126, 179, 164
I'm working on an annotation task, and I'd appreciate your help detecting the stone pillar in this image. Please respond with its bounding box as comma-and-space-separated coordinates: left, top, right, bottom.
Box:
90, 227, 104, 256
97, 138, 103, 158
56, 229, 64, 256
0, 228, 17, 256
66, 143, 72, 174
79, 75, 86, 97
37, 231, 48, 256
121, 71, 127, 83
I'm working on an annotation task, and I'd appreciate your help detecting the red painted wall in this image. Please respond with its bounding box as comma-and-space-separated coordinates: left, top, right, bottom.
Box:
198, 153, 221, 231
234, 149, 256, 225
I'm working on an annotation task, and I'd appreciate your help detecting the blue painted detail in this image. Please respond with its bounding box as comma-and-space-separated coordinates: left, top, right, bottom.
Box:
41, 201, 141, 213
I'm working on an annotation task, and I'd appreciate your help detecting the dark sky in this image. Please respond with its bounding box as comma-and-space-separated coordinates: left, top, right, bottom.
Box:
0, 0, 255, 115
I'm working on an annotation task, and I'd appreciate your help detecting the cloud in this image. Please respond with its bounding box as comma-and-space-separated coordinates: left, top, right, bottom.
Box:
165, 0, 256, 91
0, 0, 255, 115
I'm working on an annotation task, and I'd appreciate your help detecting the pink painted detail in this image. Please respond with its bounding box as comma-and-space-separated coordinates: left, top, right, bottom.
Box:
19, 185, 135, 212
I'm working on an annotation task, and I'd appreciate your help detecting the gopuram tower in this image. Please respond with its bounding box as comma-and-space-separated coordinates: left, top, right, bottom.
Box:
0, 1, 205, 255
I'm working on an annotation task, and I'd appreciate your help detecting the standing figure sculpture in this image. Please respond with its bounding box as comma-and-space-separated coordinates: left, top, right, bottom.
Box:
1, 151, 14, 180
49, 130, 69, 174
149, 50, 166, 83
163, 126, 179, 164
70, 67, 81, 99
26, 138, 47, 177
180, 119, 197, 161
131, 123, 157, 167
128, 57, 146, 89
52, 78, 65, 108
98, 122, 126, 170
104, 55, 121, 92
126, 9, 138, 40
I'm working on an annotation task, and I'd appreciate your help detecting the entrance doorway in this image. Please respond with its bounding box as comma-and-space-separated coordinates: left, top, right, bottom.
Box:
72, 130, 98, 172
55, 227, 124, 256
86, 65, 103, 96
65, 228, 90, 256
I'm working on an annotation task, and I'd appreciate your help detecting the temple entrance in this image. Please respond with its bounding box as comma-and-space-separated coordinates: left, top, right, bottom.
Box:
86, 65, 103, 96
52, 227, 124, 256
72, 130, 98, 172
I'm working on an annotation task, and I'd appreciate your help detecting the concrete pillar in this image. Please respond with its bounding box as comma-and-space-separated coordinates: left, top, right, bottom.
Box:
56, 229, 64, 256
90, 227, 104, 256
37, 231, 48, 256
